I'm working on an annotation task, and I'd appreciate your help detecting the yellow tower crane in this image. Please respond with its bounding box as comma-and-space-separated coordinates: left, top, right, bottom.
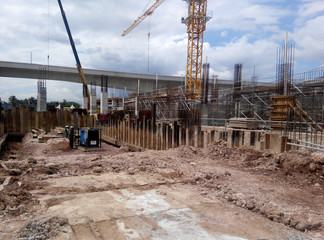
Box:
182, 0, 211, 99
122, 0, 211, 99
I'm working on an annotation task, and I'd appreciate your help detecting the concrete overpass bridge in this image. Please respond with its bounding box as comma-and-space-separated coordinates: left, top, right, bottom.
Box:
0, 61, 233, 92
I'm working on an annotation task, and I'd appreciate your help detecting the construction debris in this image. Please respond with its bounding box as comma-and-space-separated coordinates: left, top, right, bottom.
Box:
0, 132, 322, 239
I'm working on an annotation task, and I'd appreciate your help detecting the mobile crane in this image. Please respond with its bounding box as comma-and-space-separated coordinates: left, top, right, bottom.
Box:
57, 0, 90, 109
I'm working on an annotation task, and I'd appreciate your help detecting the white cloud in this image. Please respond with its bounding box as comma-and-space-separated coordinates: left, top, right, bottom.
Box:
293, 2, 324, 63
0, 0, 323, 102
204, 36, 278, 80
221, 31, 228, 37
297, 0, 324, 23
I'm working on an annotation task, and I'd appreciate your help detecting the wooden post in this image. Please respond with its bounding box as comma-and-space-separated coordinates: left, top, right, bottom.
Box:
142, 117, 146, 149
19, 105, 25, 133
45, 112, 51, 133
130, 120, 133, 144
12, 105, 17, 132
155, 123, 159, 150
166, 124, 169, 149
203, 131, 208, 148
194, 126, 198, 148
174, 121, 178, 148
151, 120, 155, 149
147, 120, 151, 149
118, 119, 121, 142
108, 117, 111, 138
179, 125, 182, 146
161, 123, 165, 150
123, 119, 126, 142
171, 123, 175, 148
135, 119, 138, 146
128, 115, 131, 144
114, 118, 117, 140
186, 127, 189, 146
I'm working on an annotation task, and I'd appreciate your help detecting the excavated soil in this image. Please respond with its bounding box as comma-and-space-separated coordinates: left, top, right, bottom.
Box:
0, 131, 323, 239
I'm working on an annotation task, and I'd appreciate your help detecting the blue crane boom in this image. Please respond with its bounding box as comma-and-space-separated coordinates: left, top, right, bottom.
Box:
57, 0, 90, 107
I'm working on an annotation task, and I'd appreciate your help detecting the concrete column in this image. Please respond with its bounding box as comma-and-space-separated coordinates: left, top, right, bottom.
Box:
100, 92, 108, 114
82, 96, 88, 110
37, 80, 47, 112
90, 94, 97, 115
135, 97, 138, 116
227, 129, 234, 148
244, 131, 251, 147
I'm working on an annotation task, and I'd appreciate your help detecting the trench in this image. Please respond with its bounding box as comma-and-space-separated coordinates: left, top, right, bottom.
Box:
0, 133, 24, 156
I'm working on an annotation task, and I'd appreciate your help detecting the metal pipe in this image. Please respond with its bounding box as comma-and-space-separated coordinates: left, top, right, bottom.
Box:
287, 142, 324, 152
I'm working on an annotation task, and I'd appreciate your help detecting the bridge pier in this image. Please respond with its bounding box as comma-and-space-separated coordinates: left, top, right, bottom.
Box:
37, 80, 47, 112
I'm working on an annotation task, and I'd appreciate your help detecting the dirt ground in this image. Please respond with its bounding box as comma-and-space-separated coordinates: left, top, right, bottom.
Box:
0, 131, 323, 240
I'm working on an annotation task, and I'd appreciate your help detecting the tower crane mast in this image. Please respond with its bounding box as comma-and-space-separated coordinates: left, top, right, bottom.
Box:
182, 0, 211, 99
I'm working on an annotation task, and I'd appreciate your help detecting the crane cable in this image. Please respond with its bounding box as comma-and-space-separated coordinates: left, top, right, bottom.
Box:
141, 0, 153, 73
148, 15, 151, 72
140, 0, 152, 16
47, 0, 50, 80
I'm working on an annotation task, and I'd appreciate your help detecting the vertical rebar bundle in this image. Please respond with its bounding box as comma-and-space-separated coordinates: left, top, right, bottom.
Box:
233, 63, 243, 97
37, 67, 47, 112
201, 63, 210, 104
276, 42, 295, 95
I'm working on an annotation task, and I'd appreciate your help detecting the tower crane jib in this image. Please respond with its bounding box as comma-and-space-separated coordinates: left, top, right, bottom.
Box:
121, 0, 166, 37
122, 0, 212, 100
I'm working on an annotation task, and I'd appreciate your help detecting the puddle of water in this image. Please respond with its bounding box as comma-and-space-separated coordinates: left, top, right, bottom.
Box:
108, 189, 170, 215
151, 208, 246, 240
107, 189, 246, 240
116, 220, 140, 239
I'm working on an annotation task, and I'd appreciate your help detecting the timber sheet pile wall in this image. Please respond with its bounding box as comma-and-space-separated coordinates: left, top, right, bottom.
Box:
100, 115, 217, 150
0, 105, 95, 135
0, 105, 289, 153
99, 115, 287, 152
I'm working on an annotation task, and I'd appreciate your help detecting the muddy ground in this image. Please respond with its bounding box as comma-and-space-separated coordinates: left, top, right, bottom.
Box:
0, 131, 323, 240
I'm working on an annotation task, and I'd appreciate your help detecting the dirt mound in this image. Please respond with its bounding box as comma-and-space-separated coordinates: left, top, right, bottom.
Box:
17, 216, 69, 240
45, 138, 70, 153
0, 178, 37, 216
206, 141, 324, 183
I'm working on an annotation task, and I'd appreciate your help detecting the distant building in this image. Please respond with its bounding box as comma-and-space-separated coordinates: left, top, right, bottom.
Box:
1, 102, 36, 110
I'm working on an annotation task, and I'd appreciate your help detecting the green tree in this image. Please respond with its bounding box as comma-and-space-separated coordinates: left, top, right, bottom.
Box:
8, 95, 18, 105
28, 97, 37, 105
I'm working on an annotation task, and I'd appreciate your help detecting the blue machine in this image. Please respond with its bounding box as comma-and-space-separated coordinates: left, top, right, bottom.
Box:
80, 128, 100, 147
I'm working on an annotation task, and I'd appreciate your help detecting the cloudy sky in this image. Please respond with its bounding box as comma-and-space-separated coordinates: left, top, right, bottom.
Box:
0, 0, 324, 103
